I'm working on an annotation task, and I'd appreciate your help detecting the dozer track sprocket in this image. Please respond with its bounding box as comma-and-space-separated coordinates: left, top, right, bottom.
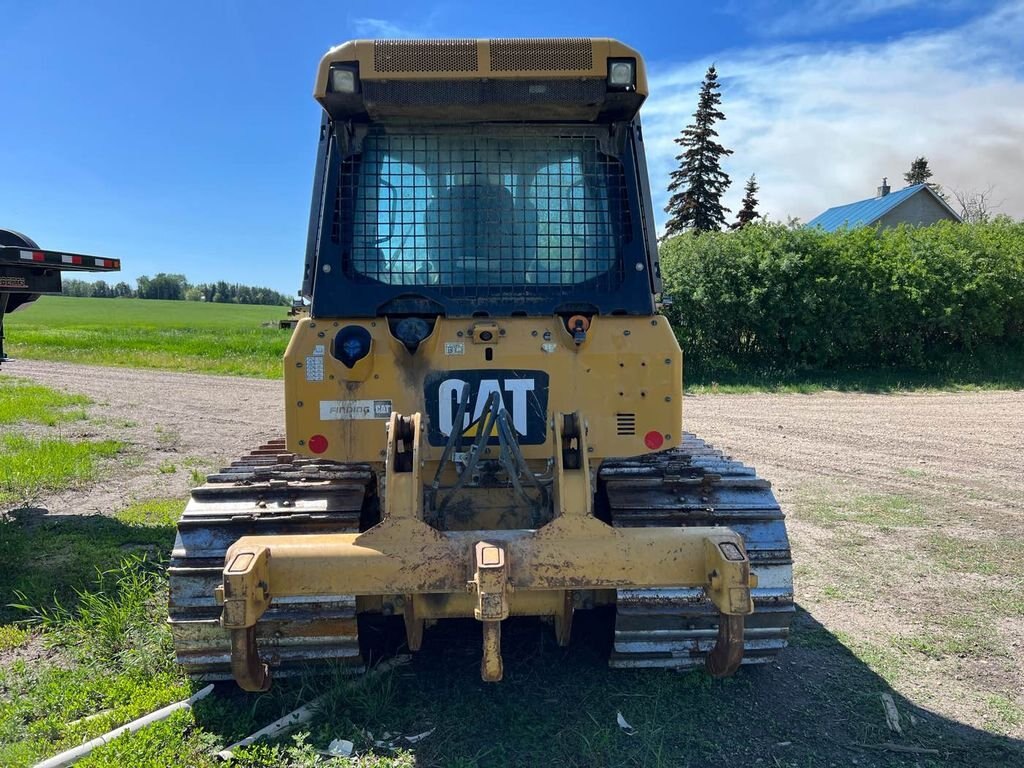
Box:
168, 440, 373, 679
602, 434, 794, 669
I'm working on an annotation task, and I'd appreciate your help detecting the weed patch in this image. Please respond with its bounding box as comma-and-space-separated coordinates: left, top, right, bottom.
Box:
891, 615, 1006, 661
0, 624, 30, 651
0, 434, 122, 505
0, 514, 175, 624
114, 498, 185, 528
985, 695, 1024, 735
0, 378, 90, 425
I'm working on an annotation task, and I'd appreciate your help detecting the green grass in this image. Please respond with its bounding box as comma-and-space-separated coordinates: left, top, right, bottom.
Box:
0, 378, 91, 425
985, 695, 1024, 735
2, 533, 1021, 766
0, 624, 30, 651
114, 498, 185, 528
892, 614, 1006, 662
794, 490, 927, 529
5, 296, 290, 378
927, 533, 1024, 578
0, 434, 123, 505
0, 511, 177, 625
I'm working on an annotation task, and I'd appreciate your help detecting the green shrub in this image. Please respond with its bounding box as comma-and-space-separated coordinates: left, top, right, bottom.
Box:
659, 220, 1024, 376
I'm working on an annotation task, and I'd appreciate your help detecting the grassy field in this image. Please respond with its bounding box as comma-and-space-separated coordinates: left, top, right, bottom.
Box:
5, 296, 289, 378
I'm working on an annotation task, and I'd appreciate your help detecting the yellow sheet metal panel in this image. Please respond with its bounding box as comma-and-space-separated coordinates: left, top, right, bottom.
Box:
314, 38, 648, 93
283, 316, 682, 463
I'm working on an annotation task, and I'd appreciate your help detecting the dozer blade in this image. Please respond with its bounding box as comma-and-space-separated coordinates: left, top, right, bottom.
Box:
603, 434, 794, 669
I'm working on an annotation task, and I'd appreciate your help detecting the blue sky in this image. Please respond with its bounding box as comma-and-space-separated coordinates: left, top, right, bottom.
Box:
2, 1, 1022, 292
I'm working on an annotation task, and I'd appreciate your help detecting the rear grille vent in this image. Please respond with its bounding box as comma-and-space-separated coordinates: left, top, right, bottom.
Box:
616, 414, 637, 436
489, 38, 593, 72
374, 39, 479, 72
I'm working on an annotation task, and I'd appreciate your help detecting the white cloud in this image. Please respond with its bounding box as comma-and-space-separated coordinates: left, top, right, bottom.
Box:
643, 1, 1024, 227
755, 0, 960, 36
351, 17, 426, 39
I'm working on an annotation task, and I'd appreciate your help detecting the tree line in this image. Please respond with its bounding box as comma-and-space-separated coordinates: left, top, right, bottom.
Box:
62, 273, 291, 306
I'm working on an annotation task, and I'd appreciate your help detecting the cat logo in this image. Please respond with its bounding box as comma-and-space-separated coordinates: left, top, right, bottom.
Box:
424, 370, 550, 446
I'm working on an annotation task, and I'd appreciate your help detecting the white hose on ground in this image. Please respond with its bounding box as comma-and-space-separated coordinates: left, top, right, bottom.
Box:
215, 655, 411, 761
33, 684, 215, 768
216, 695, 327, 760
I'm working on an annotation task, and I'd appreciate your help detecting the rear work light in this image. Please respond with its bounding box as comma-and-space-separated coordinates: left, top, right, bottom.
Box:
328, 63, 359, 94
333, 325, 372, 368
608, 58, 636, 89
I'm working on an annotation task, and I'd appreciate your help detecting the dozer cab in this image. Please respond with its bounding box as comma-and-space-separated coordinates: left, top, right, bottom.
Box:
168, 38, 793, 690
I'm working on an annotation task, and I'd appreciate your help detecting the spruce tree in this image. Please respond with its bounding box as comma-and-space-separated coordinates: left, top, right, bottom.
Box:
904, 157, 933, 186
665, 65, 733, 235
904, 156, 945, 198
732, 174, 760, 229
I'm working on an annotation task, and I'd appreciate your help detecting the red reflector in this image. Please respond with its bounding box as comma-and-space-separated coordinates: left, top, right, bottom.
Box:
32, 251, 45, 261
643, 430, 665, 450
308, 434, 329, 454
112, 259, 120, 268
72, 255, 82, 265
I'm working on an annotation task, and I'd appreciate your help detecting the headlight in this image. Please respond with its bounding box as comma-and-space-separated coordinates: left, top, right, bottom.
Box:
328, 64, 359, 94
608, 59, 636, 89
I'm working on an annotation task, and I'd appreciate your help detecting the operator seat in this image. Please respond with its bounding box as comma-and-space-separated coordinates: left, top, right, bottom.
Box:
425, 184, 537, 286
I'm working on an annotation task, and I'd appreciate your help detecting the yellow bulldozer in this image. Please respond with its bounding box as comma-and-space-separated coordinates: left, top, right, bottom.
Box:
168, 38, 793, 690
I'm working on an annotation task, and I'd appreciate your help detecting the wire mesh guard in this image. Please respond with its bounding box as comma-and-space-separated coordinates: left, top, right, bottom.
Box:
337, 129, 628, 293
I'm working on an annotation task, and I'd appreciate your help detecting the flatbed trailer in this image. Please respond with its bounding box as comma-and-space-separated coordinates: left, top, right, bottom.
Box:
0, 228, 121, 366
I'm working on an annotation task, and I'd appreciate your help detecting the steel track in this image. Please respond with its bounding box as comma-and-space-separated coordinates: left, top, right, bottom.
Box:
602, 434, 794, 669
167, 440, 372, 680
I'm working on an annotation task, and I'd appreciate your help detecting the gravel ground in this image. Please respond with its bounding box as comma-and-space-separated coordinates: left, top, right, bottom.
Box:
684, 389, 1024, 525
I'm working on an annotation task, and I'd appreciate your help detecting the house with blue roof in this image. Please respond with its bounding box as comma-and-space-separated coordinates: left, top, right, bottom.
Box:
806, 179, 961, 232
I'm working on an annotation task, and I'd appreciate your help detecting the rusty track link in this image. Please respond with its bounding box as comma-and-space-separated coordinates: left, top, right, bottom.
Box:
168, 439, 374, 680
602, 433, 794, 669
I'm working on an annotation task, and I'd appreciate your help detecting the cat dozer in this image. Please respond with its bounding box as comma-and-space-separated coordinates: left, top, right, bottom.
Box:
168, 38, 794, 690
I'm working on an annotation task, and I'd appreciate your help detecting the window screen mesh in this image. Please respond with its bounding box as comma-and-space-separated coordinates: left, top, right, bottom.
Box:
338, 129, 628, 294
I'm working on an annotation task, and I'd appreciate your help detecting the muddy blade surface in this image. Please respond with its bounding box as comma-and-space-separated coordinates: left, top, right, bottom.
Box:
167, 440, 372, 679
603, 433, 795, 669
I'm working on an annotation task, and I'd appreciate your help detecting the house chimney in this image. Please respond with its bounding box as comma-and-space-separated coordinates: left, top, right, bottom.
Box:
877, 177, 891, 197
